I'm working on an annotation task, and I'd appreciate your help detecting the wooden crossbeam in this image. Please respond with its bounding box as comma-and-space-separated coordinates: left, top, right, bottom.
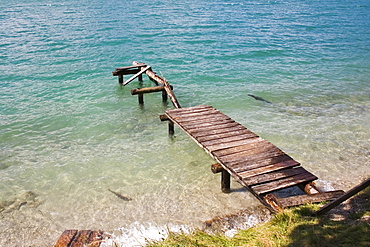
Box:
122, 65, 151, 86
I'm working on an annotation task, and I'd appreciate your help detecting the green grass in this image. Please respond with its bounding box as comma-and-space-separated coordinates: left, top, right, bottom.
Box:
146, 186, 370, 247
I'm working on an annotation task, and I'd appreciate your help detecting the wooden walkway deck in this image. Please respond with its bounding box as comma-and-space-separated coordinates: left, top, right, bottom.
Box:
164, 105, 344, 212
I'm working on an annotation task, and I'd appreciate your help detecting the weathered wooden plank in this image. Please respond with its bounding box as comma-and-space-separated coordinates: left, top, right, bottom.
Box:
168, 108, 221, 118
214, 141, 279, 162
236, 159, 300, 179
187, 122, 241, 134
251, 172, 318, 195
54, 230, 78, 247
172, 112, 225, 123
278, 190, 345, 208
315, 178, 370, 215
68, 230, 93, 247
190, 125, 247, 138
197, 129, 258, 143
166, 105, 213, 114
207, 137, 267, 153
179, 118, 234, 129
87, 231, 105, 247
227, 154, 293, 173
173, 113, 230, 124
112, 68, 141, 76
242, 167, 311, 186
199, 133, 258, 146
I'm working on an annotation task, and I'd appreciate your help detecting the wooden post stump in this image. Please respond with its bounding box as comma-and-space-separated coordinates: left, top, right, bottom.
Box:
221, 170, 231, 193
168, 121, 174, 136
138, 93, 144, 105
162, 90, 168, 102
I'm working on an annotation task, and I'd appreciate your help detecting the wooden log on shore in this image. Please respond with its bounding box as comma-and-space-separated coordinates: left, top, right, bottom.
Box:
54, 230, 105, 247
315, 178, 370, 215
132, 61, 181, 109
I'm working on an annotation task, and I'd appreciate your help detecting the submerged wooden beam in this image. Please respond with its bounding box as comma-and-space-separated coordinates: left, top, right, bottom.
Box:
315, 178, 370, 215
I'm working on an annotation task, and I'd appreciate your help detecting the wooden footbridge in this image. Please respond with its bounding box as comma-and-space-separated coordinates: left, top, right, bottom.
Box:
54, 62, 369, 246
112, 62, 344, 213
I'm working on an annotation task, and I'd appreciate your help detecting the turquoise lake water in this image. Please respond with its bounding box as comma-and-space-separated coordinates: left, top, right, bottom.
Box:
1, 0, 369, 246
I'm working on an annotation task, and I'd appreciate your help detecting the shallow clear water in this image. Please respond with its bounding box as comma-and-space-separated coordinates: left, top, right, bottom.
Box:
1, 0, 369, 246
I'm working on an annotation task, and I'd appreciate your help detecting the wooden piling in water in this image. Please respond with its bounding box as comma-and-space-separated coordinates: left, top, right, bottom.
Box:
221, 170, 231, 193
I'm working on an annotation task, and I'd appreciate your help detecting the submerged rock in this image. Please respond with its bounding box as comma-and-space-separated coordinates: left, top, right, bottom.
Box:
0, 191, 42, 213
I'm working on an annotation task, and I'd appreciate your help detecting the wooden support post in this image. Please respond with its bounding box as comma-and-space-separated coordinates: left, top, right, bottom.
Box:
168, 121, 174, 136
160, 114, 169, 121
118, 75, 123, 85
315, 178, 370, 215
221, 170, 231, 193
162, 90, 168, 102
138, 93, 144, 105
138, 74, 143, 82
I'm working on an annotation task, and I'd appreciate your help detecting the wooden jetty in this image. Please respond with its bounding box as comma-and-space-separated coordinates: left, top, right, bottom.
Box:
112, 61, 346, 212
54, 62, 366, 245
